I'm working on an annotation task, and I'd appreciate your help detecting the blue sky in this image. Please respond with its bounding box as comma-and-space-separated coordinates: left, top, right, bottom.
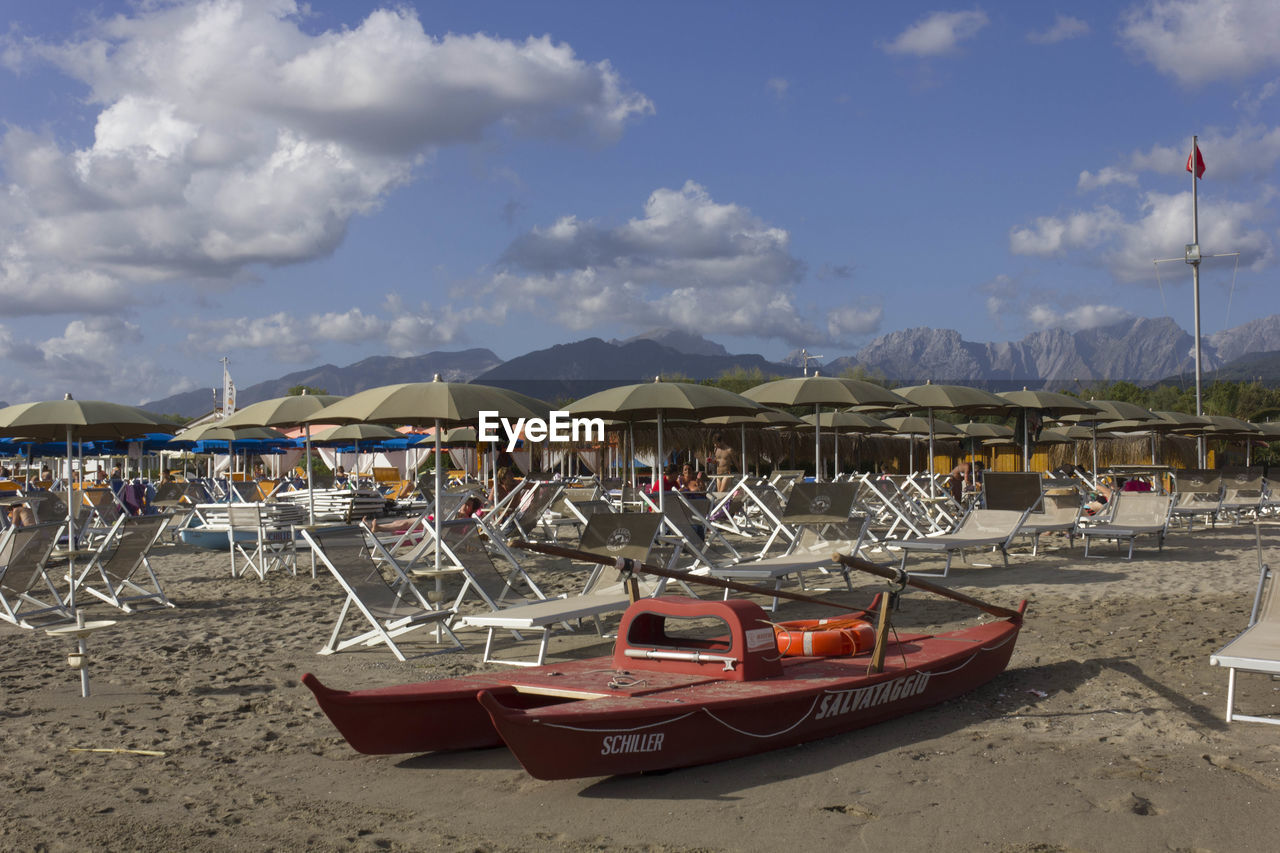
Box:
1, 0, 1278, 405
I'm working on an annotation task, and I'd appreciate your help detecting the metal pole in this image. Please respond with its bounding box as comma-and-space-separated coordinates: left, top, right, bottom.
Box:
1191, 135, 1205, 467
813, 405, 821, 482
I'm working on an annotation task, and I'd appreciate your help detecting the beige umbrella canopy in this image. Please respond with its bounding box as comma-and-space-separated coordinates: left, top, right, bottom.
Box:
218, 393, 346, 524
171, 424, 288, 443
0, 394, 175, 615
891, 384, 1009, 486
881, 415, 961, 474
303, 377, 549, 574
799, 411, 891, 476
998, 390, 1100, 470
566, 379, 764, 512
1060, 400, 1159, 475
743, 376, 909, 481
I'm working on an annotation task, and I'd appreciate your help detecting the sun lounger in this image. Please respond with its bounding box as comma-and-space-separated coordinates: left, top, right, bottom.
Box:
456, 512, 669, 666
1019, 481, 1084, 554
302, 525, 461, 661
884, 507, 1033, 578
1219, 467, 1264, 525
1080, 491, 1173, 559
1210, 523, 1280, 724
1170, 469, 1222, 531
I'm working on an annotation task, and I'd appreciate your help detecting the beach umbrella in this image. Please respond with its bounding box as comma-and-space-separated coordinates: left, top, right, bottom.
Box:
702, 409, 807, 479
170, 424, 290, 483
801, 411, 891, 478
219, 392, 345, 524
742, 376, 908, 482
566, 379, 764, 513
894, 383, 1012, 489
881, 415, 962, 475
956, 422, 1015, 476
0, 395, 175, 614
308, 423, 408, 481
998, 390, 1100, 471
1151, 410, 1213, 433
1059, 400, 1159, 476
303, 377, 547, 576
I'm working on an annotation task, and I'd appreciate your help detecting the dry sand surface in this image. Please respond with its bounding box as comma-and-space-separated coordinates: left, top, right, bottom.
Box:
4, 521, 1280, 852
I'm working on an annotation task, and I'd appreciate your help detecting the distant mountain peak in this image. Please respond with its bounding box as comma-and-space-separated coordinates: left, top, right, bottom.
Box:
611, 327, 730, 358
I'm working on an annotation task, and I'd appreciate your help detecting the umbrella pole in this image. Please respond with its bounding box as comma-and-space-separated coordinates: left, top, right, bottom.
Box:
629, 422, 636, 487
814, 405, 821, 482
305, 425, 315, 526
740, 423, 747, 482
656, 411, 665, 515
434, 421, 442, 583
1023, 412, 1030, 472
833, 425, 840, 479
927, 407, 936, 496
65, 426, 76, 613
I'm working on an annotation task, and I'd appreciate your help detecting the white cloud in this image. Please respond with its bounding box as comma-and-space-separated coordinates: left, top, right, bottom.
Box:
483, 181, 881, 347
0, 317, 182, 405
0, 1, 651, 316
1010, 191, 1273, 281
1078, 167, 1139, 191
1028, 14, 1089, 44
1027, 304, 1133, 331
1121, 0, 1280, 86
881, 10, 989, 57
182, 297, 479, 363
766, 77, 789, 99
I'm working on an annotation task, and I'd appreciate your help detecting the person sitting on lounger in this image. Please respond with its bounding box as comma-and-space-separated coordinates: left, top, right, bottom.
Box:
1085, 480, 1113, 516
5, 498, 35, 528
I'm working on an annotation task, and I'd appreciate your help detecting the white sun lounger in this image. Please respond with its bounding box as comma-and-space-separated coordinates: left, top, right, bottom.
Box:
1210, 523, 1280, 724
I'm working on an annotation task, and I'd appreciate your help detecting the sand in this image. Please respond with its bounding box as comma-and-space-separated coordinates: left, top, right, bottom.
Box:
3, 521, 1280, 852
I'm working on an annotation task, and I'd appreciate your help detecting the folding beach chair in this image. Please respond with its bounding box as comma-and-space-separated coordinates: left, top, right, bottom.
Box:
456, 512, 672, 666
0, 522, 72, 628
1210, 523, 1280, 724
227, 503, 297, 580
493, 481, 565, 542
302, 525, 461, 661
72, 514, 174, 612
1080, 491, 1173, 560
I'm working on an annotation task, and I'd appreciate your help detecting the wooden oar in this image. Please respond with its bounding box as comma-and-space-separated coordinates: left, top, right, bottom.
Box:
509, 539, 864, 613
831, 553, 1023, 621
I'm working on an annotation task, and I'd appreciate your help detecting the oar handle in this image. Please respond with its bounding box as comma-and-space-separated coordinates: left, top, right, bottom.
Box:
831, 553, 1024, 621
509, 539, 862, 613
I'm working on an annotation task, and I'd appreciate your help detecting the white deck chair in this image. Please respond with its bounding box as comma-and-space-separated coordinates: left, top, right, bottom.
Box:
302, 525, 461, 661
884, 507, 1034, 578
1080, 491, 1174, 560
456, 512, 670, 666
1210, 524, 1280, 724
1020, 485, 1084, 555
0, 522, 71, 628
72, 514, 174, 612
227, 503, 297, 580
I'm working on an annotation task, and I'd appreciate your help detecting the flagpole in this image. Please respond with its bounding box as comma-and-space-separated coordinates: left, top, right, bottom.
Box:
1189, 135, 1205, 467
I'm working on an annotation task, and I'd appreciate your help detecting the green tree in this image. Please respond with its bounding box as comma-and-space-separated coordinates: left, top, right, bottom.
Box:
288, 384, 328, 396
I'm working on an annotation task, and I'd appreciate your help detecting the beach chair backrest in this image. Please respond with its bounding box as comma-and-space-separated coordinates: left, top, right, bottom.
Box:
152, 481, 185, 504
1175, 468, 1220, 494
99, 515, 169, 581
781, 482, 856, 524
0, 522, 61, 594
1222, 466, 1264, 492
437, 519, 536, 608
1112, 492, 1173, 526
962, 508, 1028, 537
579, 512, 662, 564
981, 472, 1044, 512
308, 526, 425, 621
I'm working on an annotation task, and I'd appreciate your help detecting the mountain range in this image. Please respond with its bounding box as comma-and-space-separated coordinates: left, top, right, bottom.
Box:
141, 314, 1280, 417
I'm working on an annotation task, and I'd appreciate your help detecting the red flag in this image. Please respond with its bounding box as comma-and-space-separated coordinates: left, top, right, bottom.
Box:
1186, 143, 1205, 179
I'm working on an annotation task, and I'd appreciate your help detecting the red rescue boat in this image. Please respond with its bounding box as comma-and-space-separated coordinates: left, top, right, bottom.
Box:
304, 588, 1025, 780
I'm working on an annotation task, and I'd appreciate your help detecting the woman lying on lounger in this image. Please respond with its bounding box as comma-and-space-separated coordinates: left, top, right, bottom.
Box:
364, 497, 483, 533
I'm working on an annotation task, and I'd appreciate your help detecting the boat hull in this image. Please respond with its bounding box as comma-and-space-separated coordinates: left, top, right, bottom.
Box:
303, 595, 1021, 779
476, 619, 1018, 779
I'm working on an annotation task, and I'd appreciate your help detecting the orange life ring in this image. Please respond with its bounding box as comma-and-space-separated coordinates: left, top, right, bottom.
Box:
774, 617, 875, 658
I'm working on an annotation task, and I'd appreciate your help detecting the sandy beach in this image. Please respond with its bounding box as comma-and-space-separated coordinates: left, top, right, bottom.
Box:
3, 521, 1280, 852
